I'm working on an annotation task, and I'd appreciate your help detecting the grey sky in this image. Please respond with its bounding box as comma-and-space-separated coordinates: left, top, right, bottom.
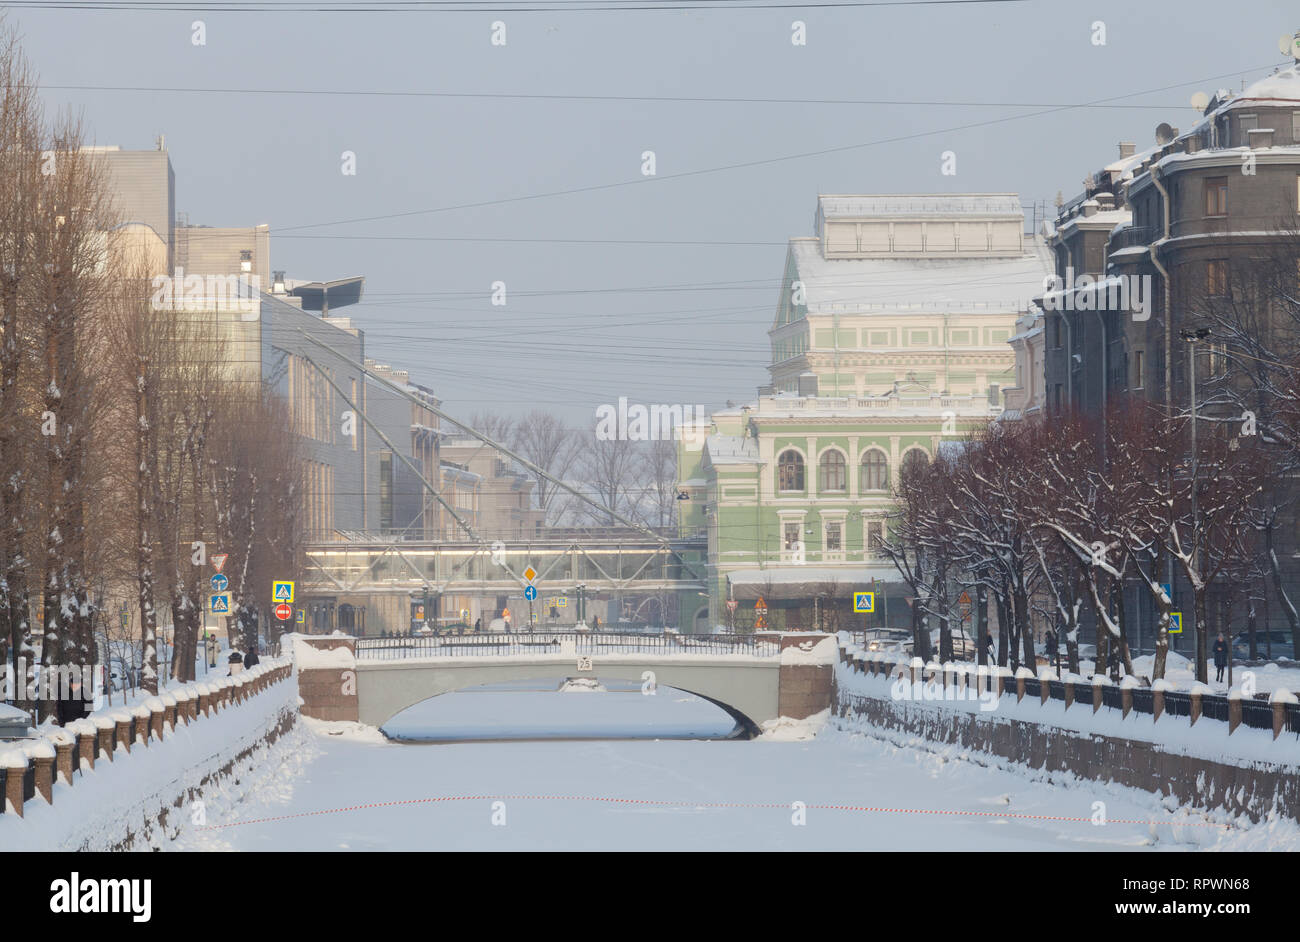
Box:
16, 0, 1299, 426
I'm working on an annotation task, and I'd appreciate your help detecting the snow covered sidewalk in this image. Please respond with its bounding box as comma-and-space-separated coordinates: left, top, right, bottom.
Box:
1, 660, 295, 850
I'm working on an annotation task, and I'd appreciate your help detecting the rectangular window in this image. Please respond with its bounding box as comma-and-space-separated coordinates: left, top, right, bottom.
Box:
784, 522, 800, 550
866, 521, 883, 554
379, 451, 393, 532
1052, 316, 1062, 349
1205, 177, 1228, 217
825, 522, 842, 552
1209, 342, 1228, 377
1054, 384, 1063, 413
1207, 259, 1230, 296
1134, 349, 1144, 389
1293, 112, 1300, 145
1238, 113, 1258, 146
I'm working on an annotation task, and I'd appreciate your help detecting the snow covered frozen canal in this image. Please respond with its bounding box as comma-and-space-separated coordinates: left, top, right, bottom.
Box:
171, 684, 1299, 852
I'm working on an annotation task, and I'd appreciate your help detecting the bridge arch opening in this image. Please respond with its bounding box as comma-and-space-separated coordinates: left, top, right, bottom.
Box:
377, 675, 761, 743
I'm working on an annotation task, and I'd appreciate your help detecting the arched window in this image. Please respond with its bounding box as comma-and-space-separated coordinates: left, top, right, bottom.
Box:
819, 450, 847, 492
777, 450, 805, 491
859, 449, 888, 491
901, 448, 930, 480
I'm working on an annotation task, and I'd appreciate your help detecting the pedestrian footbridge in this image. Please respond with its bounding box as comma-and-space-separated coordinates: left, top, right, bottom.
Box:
290, 632, 835, 738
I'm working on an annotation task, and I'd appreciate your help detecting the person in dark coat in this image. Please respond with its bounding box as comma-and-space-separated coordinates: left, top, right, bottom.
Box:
57, 673, 90, 725
473, 617, 481, 634
1212, 632, 1229, 682
1045, 629, 1059, 665
982, 632, 995, 664
244, 645, 260, 668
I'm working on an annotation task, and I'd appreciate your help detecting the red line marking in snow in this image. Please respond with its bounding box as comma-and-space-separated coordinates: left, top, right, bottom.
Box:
197, 795, 1232, 831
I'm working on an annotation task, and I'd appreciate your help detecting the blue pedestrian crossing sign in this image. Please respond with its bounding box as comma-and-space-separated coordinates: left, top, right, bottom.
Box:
524, 585, 538, 601
273, 581, 295, 603
1169, 612, 1183, 634
853, 592, 875, 613
210, 573, 229, 592
210, 593, 231, 614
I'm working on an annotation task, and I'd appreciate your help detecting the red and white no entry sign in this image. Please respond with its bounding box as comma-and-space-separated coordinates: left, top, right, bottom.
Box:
275, 603, 292, 621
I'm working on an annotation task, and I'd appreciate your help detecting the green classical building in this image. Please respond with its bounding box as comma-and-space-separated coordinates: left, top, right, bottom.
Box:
676, 194, 1051, 631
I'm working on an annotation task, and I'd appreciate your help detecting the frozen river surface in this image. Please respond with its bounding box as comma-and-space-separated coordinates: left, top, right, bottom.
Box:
171, 685, 1296, 851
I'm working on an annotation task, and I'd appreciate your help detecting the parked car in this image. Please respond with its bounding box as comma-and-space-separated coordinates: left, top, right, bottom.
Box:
865, 629, 911, 653
107, 655, 143, 692
1232, 630, 1295, 661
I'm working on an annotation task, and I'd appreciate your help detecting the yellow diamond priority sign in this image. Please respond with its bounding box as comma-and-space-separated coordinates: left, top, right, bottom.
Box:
523, 566, 537, 583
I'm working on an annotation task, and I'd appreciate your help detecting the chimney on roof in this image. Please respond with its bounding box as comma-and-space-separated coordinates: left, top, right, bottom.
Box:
758, 384, 775, 397
1186, 136, 1202, 154
1095, 192, 1115, 211
1118, 142, 1135, 159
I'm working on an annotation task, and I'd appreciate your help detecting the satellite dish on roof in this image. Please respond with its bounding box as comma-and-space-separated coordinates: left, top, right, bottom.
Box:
1155, 122, 1176, 145
1190, 91, 1210, 112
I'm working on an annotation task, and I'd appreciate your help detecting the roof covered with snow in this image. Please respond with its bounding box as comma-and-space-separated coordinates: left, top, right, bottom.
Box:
817, 193, 1024, 219
705, 435, 760, 465
787, 237, 1053, 315
1230, 63, 1300, 106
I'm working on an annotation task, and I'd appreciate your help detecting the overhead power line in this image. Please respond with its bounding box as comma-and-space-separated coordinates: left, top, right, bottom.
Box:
272, 63, 1277, 233
36, 80, 1179, 111
7, 0, 1033, 13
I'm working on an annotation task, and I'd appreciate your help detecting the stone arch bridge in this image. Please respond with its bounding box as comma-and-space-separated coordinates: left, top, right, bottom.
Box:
291, 632, 834, 738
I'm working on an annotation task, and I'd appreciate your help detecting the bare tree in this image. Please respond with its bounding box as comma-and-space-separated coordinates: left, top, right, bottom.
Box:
512, 410, 580, 525
0, 23, 43, 715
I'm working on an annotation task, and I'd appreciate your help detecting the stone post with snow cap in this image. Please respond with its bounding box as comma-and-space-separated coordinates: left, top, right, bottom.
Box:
113, 711, 132, 753
28, 740, 56, 804
2, 750, 27, 816
1120, 675, 1138, 718
93, 715, 115, 761
50, 729, 75, 784
70, 719, 98, 771
1092, 674, 1108, 713
1228, 688, 1243, 735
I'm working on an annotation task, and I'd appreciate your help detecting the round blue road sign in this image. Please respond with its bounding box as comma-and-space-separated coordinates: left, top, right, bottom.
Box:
524, 585, 538, 601
210, 574, 229, 592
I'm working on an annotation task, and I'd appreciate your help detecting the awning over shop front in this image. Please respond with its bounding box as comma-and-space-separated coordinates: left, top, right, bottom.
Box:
725, 566, 901, 602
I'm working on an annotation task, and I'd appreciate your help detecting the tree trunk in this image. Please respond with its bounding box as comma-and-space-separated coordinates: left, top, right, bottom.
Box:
1013, 581, 1033, 670
1194, 588, 1209, 684
995, 589, 1010, 667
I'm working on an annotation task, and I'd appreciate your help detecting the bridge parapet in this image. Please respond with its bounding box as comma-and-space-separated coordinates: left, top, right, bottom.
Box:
355, 631, 780, 662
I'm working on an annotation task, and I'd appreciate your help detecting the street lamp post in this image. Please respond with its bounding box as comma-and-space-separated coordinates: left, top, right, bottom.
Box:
1182, 327, 1212, 682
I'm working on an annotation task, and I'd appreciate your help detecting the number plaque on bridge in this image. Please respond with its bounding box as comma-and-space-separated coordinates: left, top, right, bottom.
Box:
576, 656, 593, 672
